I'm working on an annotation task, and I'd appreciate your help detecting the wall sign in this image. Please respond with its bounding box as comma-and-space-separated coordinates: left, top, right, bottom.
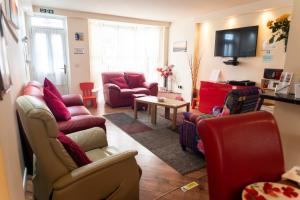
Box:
40, 8, 54, 14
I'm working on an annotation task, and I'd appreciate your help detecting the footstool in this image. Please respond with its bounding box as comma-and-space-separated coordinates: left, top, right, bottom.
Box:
131, 94, 148, 111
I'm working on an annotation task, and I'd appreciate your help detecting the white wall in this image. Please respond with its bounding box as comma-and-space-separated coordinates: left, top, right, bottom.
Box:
198, 7, 290, 83
0, 0, 31, 199
67, 17, 91, 94
168, 20, 196, 101
273, 0, 300, 169
168, 1, 292, 101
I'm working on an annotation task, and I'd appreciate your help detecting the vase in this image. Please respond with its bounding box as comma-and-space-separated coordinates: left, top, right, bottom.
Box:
163, 77, 168, 90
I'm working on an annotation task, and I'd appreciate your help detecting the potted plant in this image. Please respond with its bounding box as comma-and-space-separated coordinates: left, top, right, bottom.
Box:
267, 14, 291, 52
157, 65, 174, 90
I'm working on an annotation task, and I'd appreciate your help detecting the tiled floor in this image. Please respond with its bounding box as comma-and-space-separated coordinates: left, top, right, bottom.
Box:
26, 100, 208, 200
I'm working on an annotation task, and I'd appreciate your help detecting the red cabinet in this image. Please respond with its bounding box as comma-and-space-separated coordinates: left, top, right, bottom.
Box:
199, 81, 251, 114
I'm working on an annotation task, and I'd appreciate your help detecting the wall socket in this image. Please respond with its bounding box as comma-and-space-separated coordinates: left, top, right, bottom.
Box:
178, 85, 183, 89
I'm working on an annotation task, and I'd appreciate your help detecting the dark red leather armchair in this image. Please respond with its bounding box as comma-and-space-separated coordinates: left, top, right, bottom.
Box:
102, 72, 158, 107
198, 111, 284, 200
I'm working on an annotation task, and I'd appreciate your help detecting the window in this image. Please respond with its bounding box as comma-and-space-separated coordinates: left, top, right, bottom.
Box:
89, 20, 164, 89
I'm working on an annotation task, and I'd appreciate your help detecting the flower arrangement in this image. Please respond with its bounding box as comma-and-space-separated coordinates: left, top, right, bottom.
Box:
267, 13, 291, 51
156, 65, 174, 78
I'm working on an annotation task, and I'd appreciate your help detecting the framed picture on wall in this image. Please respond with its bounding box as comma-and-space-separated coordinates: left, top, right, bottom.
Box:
173, 41, 187, 52
0, 6, 12, 100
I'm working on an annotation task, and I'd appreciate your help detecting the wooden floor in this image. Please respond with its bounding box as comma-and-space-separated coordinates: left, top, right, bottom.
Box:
26, 100, 209, 200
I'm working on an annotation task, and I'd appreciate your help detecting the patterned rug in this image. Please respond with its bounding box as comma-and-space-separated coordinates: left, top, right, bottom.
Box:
104, 110, 205, 174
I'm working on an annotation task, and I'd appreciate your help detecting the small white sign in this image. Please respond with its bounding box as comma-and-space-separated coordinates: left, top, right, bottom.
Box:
74, 47, 85, 55
209, 69, 221, 82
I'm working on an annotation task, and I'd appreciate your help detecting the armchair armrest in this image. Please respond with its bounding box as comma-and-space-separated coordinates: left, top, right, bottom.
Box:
142, 82, 158, 96
67, 127, 107, 151
53, 150, 138, 190
104, 83, 121, 91
142, 82, 158, 89
62, 94, 84, 107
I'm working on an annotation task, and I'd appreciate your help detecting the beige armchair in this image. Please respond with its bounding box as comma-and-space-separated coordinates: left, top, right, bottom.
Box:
16, 96, 141, 200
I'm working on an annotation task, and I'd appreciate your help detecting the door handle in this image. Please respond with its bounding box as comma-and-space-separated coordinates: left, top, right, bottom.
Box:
60, 65, 67, 74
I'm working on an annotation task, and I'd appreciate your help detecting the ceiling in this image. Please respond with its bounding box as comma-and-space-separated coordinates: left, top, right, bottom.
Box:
31, 0, 264, 22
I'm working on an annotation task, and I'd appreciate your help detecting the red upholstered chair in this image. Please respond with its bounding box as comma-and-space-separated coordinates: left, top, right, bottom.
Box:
198, 111, 285, 200
102, 72, 158, 108
80, 82, 97, 108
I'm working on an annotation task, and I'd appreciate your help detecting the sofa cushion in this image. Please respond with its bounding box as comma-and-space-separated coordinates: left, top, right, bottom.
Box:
132, 87, 150, 95
125, 74, 144, 88
110, 76, 129, 89
57, 132, 92, 167
67, 106, 90, 117
44, 78, 64, 102
44, 88, 71, 121
58, 115, 106, 134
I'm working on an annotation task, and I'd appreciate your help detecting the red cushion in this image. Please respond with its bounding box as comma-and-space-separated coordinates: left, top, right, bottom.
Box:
110, 77, 129, 89
44, 88, 71, 121
57, 132, 92, 167
44, 78, 63, 102
126, 74, 143, 88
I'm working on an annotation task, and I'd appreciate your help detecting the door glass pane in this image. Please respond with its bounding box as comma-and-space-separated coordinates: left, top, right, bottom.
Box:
33, 32, 49, 74
31, 17, 64, 29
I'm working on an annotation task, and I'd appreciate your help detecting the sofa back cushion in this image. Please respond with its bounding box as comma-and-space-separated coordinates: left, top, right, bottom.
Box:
23, 85, 44, 101
57, 132, 92, 167
44, 88, 71, 121
101, 72, 124, 85
125, 73, 144, 88
44, 78, 64, 102
110, 77, 129, 89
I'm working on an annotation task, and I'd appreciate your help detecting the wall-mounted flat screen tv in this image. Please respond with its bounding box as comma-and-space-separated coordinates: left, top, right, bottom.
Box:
214, 26, 259, 58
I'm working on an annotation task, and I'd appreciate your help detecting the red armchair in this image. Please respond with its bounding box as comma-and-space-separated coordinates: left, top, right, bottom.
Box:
102, 72, 158, 107
198, 111, 284, 200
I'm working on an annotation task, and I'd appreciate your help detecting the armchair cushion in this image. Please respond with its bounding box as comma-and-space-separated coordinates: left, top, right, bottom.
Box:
67, 128, 107, 152
110, 77, 129, 89
58, 132, 92, 167
44, 88, 71, 121
62, 94, 84, 107
125, 74, 144, 88
44, 78, 64, 102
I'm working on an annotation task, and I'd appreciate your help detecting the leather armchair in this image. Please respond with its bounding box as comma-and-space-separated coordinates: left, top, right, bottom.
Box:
198, 111, 284, 200
102, 72, 158, 107
16, 95, 141, 200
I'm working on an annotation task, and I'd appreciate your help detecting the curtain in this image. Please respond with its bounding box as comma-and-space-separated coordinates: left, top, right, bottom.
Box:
30, 27, 67, 86
89, 20, 164, 90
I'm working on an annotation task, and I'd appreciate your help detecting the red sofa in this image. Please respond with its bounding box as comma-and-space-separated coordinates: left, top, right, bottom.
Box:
22, 81, 106, 133
102, 72, 158, 107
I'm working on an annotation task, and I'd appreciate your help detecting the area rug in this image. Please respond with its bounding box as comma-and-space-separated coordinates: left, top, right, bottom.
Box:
104, 111, 205, 174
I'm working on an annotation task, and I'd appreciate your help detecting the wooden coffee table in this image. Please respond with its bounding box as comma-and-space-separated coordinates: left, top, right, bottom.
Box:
134, 96, 190, 130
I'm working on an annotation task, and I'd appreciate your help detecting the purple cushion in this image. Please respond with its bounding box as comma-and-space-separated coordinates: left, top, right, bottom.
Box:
44, 88, 71, 121
57, 132, 92, 167
44, 78, 64, 102
126, 74, 143, 88
110, 77, 129, 89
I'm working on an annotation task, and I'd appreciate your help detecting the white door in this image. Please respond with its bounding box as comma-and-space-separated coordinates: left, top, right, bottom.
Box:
29, 16, 69, 94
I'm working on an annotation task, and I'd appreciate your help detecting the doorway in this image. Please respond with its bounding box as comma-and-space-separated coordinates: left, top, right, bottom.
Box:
29, 15, 69, 94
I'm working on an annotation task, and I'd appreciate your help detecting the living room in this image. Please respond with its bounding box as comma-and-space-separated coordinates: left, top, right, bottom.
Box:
1, 0, 300, 200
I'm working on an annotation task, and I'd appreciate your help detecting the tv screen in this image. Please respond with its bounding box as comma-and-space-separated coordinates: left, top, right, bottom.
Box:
214, 26, 259, 58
